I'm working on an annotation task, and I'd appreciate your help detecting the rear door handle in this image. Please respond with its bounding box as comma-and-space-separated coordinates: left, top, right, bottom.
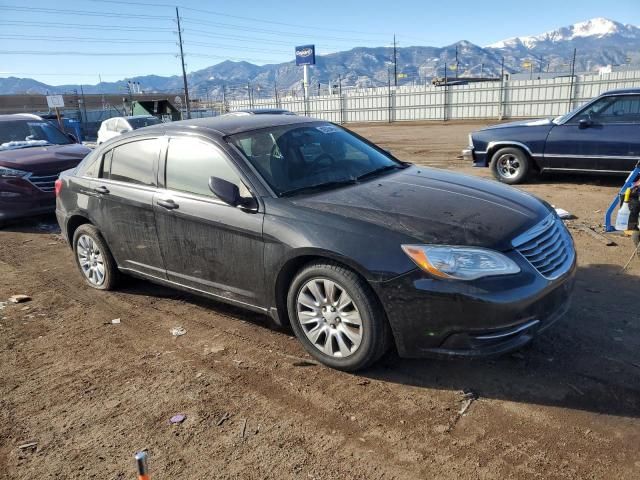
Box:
94, 186, 110, 194
157, 199, 179, 210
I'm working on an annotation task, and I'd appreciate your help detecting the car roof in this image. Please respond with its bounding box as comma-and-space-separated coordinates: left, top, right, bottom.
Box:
139, 114, 321, 137
234, 108, 295, 115
0, 113, 43, 122
601, 88, 640, 96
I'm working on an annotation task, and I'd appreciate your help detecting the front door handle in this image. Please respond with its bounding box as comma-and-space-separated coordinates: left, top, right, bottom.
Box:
94, 186, 110, 194
157, 199, 179, 210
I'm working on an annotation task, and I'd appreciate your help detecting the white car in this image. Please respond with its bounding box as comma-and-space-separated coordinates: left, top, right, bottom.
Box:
97, 115, 162, 144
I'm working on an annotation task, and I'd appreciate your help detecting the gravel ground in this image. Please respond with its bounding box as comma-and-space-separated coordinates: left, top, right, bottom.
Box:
1, 121, 639, 479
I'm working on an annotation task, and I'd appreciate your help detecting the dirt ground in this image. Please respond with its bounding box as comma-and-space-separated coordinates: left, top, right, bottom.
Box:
1, 121, 639, 480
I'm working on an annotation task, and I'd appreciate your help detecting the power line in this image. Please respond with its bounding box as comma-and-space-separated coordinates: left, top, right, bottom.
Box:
187, 41, 291, 55
86, 0, 393, 37
0, 5, 172, 20
0, 21, 174, 32
0, 50, 176, 56
0, 34, 173, 44
180, 17, 383, 43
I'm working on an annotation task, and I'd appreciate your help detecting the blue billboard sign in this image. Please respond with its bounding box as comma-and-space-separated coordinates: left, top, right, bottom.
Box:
295, 45, 316, 66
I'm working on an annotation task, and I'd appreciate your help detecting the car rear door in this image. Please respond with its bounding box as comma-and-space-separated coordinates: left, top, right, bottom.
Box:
153, 135, 266, 308
544, 94, 640, 172
92, 137, 166, 279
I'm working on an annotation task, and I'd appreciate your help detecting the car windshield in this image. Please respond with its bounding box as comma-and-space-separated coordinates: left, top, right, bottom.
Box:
127, 117, 162, 129
230, 122, 406, 196
0, 120, 71, 150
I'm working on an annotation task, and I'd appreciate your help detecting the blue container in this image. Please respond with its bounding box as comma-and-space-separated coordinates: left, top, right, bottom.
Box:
62, 118, 83, 142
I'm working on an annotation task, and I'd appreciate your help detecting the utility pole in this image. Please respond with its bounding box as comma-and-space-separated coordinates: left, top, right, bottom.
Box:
222, 84, 227, 113
79, 85, 88, 127
247, 81, 252, 108
455, 45, 459, 79
393, 34, 398, 87
175, 7, 191, 119
568, 48, 577, 112
387, 67, 392, 122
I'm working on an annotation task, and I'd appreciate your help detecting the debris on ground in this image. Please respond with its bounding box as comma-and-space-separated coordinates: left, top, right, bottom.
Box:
170, 326, 186, 337
569, 223, 617, 246
357, 379, 371, 386
169, 414, 186, 425
554, 207, 573, 219
216, 412, 231, 426
292, 360, 317, 367
9, 295, 31, 304
111, 318, 121, 325
240, 418, 247, 438
17, 442, 37, 450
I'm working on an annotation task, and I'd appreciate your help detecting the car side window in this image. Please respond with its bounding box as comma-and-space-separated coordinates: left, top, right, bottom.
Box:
100, 149, 113, 178
103, 139, 158, 186
165, 137, 248, 198
572, 95, 640, 124
80, 151, 101, 178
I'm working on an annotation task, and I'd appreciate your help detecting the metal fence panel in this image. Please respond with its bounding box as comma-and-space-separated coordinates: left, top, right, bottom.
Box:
227, 70, 640, 123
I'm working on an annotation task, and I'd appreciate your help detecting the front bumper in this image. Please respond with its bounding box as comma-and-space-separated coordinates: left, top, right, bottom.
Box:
461, 147, 474, 163
0, 178, 56, 223
372, 253, 576, 359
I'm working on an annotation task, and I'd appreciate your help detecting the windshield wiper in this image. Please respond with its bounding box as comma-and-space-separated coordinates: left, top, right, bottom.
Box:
355, 163, 405, 182
279, 178, 358, 197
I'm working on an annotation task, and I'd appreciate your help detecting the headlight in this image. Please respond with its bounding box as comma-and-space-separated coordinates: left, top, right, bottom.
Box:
0, 166, 30, 178
401, 245, 520, 280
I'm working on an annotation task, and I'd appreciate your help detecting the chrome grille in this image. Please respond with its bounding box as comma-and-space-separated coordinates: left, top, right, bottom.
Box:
28, 173, 59, 192
512, 214, 575, 280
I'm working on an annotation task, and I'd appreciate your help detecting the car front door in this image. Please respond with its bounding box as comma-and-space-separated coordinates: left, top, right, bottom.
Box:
153, 135, 266, 308
92, 137, 167, 279
544, 94, 640, 172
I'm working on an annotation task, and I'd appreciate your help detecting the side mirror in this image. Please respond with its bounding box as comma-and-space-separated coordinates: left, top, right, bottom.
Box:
67, 133, 79, 143
578, 118, 592, 129
208, 176, 258, 211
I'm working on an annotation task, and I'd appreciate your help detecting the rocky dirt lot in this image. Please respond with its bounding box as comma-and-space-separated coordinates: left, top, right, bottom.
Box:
1, 121, 639, 479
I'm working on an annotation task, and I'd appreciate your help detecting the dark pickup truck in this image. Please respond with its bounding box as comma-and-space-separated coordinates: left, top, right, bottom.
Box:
463, 88, 640, 184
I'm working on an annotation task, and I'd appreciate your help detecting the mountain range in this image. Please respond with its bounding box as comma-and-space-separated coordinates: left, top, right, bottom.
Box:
1, 17, 638, 99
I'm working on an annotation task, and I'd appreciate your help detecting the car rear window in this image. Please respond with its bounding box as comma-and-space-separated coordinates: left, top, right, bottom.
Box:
103, 138, 158, 186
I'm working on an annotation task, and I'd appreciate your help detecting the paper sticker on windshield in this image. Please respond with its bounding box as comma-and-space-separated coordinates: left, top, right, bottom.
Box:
316, 125, 340, 134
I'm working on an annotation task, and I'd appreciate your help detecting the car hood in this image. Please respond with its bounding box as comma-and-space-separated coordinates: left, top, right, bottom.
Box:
480, 118, 554, 130
290, 166, 551, 251
0, 143, 91, 174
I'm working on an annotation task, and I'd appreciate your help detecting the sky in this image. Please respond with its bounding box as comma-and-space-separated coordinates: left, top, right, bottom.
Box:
0, 0, 639, 86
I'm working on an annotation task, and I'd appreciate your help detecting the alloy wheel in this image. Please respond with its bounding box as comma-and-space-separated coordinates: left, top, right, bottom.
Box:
296, 278, 363, 358
497, 153, 521, 179
76, 234, 106, 286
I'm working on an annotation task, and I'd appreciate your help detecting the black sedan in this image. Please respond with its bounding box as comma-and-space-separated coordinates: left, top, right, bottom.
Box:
55, 115, 576, 371
464, 88, 640, 184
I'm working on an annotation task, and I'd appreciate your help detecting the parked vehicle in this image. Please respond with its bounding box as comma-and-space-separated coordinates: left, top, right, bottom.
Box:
56, 115, 576, 371
463, 88, 640, 184
224, 108, 296, 116
0, 114, 90, 226
97, 115, 162, 144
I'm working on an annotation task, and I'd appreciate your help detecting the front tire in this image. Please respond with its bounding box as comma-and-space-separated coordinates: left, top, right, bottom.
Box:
287, 261, 391, 371
72, 224, 118, 290
490, 147, 530, 185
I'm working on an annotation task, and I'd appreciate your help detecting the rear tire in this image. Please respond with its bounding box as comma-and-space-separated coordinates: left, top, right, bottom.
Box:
490, 147, 530, 185
72, 224, 118, 290
287, 261, 391, 371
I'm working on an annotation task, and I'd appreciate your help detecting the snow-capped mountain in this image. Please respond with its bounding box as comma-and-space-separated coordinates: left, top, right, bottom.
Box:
1, 18, 638, 97
487, 18, 640, 49
484, 18, 640, 74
